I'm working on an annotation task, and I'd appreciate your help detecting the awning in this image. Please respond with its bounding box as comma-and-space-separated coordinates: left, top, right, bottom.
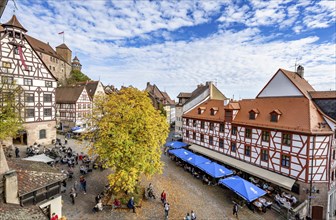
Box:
169, 149, 195, 161
219, 176, 266, 202
165, 141, 188, 149
22, 154, 54, 163
197, 162, 233, 178
185, 154, 211, 166
189, 144, 296, 190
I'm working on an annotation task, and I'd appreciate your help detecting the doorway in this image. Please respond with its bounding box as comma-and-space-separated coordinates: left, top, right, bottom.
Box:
312, 206, 323, 220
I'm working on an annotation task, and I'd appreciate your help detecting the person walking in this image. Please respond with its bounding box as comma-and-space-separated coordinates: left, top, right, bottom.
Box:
191, 210, 196, 220
233, 203, 238, 218
80, 176, 87, 194
164, 202, 170, 219
185, 213, 191, 220
15, 147, 20, 158
161, 190, 167, 205
70, 187, 76, 205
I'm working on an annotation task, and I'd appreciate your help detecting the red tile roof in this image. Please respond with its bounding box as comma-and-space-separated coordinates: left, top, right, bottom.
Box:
2, 15, 27, 32
183, 99, 225, 122
56, 85, 86, 103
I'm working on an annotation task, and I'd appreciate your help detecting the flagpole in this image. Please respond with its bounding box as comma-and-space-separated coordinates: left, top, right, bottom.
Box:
63, 32, 64, 44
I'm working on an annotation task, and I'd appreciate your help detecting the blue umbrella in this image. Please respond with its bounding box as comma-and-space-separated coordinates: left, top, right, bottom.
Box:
197, 162, 233, 178
185, 154, 211, 166
219, 176, 266, 202
169, 149, 194, 161
165, 141, 188, 149
71, 126, 81, 131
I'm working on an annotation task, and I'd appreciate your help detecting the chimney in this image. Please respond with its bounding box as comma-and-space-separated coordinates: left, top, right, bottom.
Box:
297, 65, 304, 78
206, 81, 213, 86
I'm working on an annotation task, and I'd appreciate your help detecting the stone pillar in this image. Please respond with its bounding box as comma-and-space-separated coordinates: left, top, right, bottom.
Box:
4, 170, 20, 204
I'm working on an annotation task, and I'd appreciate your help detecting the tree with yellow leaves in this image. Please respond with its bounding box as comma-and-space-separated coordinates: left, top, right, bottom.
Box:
86, 87, 169, 193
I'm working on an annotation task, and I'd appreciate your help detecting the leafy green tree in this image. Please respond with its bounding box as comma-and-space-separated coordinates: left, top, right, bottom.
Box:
85, 87, 169, 193
66, 69, 91, 85
0, 83, 22, 142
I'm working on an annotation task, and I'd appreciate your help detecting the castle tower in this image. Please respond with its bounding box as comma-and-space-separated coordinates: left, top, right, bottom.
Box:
71, 56, 82, 71
56, 43, 72, 64
2, 15, 27, 46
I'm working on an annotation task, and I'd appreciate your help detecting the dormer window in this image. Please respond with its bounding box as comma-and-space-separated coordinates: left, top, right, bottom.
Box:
210, 107, 218, 116
249, 109, 259, 120
225, 110, 233, 122
270, 109, 282, 122
198, 107, 206, 115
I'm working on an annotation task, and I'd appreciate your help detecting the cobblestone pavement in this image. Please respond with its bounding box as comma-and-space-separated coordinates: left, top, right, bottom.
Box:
19, 135, 286, 220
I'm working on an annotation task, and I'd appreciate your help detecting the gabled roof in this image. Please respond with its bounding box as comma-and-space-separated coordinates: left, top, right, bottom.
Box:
183, 99, 225, 122
56, 85, 86, 103
56, 43, 71, 51
0, 202, 48, 220
2, 15, 27, 32
232, 97, 332, 134
7, 159, 67, 196
145, 82, 174, 105
184, 84, 208, 105
257, 68, 315, 99
76, 81, 100, 99
162, 91, 175, 105
224, 102, 240, 110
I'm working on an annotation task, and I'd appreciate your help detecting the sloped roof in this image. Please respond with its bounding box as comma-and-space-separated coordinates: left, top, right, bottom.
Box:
224, 102, 240, 110
162, 91, 175, 105
56, 43, 71, 51
2, 15, 27, 32
0, 202, 48, 220
183, 99, 225, 122
232, 97, 332, 134
184, 84, 208, 105
309, 91, 336, 99
177, 92, 192, 98
280, 69, 315, 98
76, 81, 99, 99
145, 82, 174, 105
56, 86, 85, 103
7, 159, 67, 196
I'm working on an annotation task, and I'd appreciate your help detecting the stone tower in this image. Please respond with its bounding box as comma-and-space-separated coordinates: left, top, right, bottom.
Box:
71, 56, 82, 71
56, 43, 72, 64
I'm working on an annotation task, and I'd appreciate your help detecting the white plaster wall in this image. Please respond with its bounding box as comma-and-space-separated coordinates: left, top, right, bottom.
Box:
39, 195, 62, 219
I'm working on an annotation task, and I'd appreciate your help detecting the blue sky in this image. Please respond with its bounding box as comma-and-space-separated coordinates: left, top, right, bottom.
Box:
2, 0, 335, 99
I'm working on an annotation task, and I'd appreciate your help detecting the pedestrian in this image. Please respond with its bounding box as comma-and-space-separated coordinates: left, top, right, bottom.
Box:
51, 213, 59, 220
164, 202, 170, 219
127, 197, 136, 213
65, 137, 68, 145
191, 210, 196, 220
70, 187, 76, 205
80, 176, 87, 194
15, 147, 20, 158
233, 203, 238, 217
161, 190, 167, 205
185, 213, 191, 220
75, 153, 79, 165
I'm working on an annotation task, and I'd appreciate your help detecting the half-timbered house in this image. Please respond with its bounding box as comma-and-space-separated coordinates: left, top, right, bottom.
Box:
0, 15, 58, 146
55, 85, 92, 130
182, 67, 336, 219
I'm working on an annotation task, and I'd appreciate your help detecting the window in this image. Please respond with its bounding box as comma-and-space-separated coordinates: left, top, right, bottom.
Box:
43, 94, 52, 102
24, 78, 33, 86
249, 112, 256, 120
26, 65, 33, 71
209, 136, 213, 145
193, 120, 197, 127
193, 132, 196, 140
53, 66, 55, 71
44, 108, 52, 116
39, 129, 46, 139
14, 32, 20, 39
186, 119, 189, 125
333, 150, 335, 160
220, 123, 224, 132
186, 130, 189, 137
88, 103, 91, 109
14, 47, 19, 54
261, 149, 268, 161
198, 108, 202, 114
201, 121, 205, 129
231, 126, 238, 135
45, 81, 52, 87
78, 104, 81, 109
282, 133, 292, 146
26, 108, 34, 118
78, 112, 82, 117
225, 110, 232, 122
244, 145, 251, 156
262, 131, 270, 142
219, 139, 224, 148
25, 93, 34, 102
281, 154, 290, 167
2, 61, 11, 68
198, 107, 205, 114
60, 112, 66, 117
231, 142, 236, 152
50, 57, 52, 61
1, 76, 13, 84
245, 128, 252, 138
200, 134, 204, 142
332, 171, 334, 181
271, 113, 278, 122
8, 31, 13, 37
210, 109, 215, 115
209, 122, 214, 131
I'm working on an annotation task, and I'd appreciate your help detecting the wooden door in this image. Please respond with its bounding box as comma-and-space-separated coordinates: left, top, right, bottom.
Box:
312, 206, 323, 220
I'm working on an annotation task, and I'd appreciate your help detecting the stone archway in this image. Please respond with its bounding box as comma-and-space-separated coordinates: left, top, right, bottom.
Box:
12, 130, 27, 145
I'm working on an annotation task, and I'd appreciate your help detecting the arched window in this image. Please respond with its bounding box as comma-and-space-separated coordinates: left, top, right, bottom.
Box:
39, 129, 46, 139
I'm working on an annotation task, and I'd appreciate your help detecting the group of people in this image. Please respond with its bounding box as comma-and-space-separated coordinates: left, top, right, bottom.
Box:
184, 210, 197, 220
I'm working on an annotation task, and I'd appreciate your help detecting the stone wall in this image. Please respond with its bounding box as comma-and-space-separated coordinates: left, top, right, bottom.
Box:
41, 53, 71, 82
24, 121, 56, 146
